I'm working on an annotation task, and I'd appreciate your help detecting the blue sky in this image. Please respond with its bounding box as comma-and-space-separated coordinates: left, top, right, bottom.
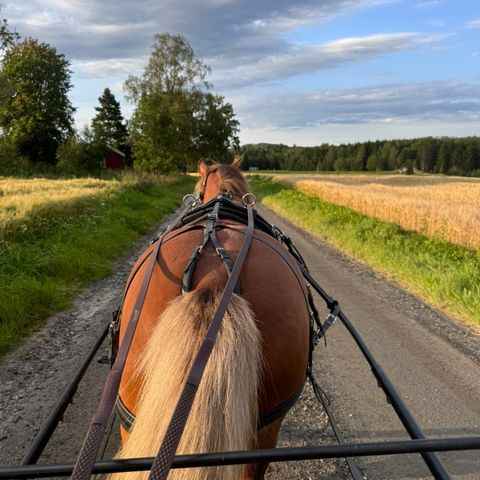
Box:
3, 0, 479, 145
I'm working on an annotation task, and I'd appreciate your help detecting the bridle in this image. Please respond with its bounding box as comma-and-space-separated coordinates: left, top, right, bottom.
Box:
197, 169, 212, 204
197, 173, 209, 203
197, 167, 235, 205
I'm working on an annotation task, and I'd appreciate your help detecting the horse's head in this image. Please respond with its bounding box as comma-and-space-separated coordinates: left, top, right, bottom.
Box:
196, 158, 250, 203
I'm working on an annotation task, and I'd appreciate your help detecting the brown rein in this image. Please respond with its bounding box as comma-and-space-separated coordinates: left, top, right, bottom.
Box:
148, 194, 256, 480
69, 196, 201, 480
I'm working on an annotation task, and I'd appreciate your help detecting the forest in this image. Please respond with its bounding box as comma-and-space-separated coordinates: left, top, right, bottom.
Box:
239, 137, 480, 176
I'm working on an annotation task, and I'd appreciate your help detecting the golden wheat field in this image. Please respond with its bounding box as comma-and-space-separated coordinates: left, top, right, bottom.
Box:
0, 177, 122, 241
276, 174, 480, 251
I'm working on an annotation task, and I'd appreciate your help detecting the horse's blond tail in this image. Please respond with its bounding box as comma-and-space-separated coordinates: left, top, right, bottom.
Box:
111, 289, 262, 480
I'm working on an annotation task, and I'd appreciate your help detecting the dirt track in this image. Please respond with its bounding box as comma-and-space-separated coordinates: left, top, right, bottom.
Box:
1, 203, 479, 479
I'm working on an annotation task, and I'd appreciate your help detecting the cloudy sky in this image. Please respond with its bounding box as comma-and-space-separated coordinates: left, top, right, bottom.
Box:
3, 0, 479, 145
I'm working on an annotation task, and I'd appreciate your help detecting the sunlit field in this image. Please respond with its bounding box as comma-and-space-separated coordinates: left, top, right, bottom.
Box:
250, 176, 480, 327
276, 174, 480, 251
0, 177, 122, 242
0, 174, 195, 354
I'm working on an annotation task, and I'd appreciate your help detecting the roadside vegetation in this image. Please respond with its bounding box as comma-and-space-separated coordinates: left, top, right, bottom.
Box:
0, 174, 196, 354
250, 176, 480, 328
1, 177, 121, 242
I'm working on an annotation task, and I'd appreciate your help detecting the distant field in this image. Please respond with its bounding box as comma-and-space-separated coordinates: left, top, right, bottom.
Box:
273, 173, 480, 251
0, 177, 122, 242
250, 176, 480, 328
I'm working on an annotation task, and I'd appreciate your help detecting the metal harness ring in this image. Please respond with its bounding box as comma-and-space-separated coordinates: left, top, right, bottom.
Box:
242, 193, 256, 206
183, 193, 198, 207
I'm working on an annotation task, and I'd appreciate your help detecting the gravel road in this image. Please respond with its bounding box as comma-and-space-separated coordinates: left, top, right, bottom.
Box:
1, 203, 479, 479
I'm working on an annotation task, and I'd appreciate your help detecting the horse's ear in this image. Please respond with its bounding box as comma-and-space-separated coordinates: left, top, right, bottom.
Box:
231, 156, 244, 169
198, 159, 209, 177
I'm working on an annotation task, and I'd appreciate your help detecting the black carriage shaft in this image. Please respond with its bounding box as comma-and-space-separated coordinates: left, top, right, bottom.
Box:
2, 436, 480, 479
21, 322, 110, 466
304, 271, 453, 480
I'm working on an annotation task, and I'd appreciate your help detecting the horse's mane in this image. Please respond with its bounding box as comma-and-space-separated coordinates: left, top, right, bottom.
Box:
209, 162, 249, 198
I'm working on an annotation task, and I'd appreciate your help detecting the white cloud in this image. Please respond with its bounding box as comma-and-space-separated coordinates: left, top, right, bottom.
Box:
231, 81, 480, 132
466, 19, 480, 29
72, 58, 147, 79
213, 33, 445, 88
3, 0, 393, 63
414, 0, 444, 9
239, 119, 480, 146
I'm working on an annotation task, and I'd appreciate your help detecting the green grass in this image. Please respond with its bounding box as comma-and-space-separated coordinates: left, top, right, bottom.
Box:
0, 176, 196, 354
250, 176, 480, 327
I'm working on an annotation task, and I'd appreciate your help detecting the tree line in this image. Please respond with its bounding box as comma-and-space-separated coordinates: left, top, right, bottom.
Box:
0, 18, 239, 175
240, 137, 480, 176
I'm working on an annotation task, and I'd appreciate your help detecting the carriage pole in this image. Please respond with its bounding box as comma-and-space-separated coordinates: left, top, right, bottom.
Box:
303, 271, 452, 480
20, 322, 110, 466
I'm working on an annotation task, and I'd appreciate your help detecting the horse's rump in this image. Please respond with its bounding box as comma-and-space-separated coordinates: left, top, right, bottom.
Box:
118, 222, 310, 420
112, 215, 310, 480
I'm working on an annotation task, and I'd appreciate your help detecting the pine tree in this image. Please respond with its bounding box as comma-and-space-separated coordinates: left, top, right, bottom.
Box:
91, 88, 127, 149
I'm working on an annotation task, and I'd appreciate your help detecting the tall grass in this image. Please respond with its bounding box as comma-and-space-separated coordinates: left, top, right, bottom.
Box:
0, 175, 196, 354
250, 176, 480, 328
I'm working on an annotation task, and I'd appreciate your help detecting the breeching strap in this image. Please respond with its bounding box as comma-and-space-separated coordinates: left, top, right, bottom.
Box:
147, 200, 255, 480
70, 199, 196, 480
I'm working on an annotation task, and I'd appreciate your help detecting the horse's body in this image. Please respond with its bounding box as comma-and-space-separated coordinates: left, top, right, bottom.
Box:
113, 161, 311, 479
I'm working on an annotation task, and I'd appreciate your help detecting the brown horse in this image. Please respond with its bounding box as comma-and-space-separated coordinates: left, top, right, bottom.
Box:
111, 159, 311, 479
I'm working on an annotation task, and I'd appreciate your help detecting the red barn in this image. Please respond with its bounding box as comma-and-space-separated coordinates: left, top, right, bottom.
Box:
104, 146, 125, 170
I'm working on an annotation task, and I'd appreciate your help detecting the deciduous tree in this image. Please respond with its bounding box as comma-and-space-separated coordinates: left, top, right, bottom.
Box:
125, 33, 239, 173
0, 17, 19, 60
0, 38, 75, 164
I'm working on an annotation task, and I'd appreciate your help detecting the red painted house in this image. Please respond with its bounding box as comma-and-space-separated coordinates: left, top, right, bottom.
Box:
103, 146, 125, 170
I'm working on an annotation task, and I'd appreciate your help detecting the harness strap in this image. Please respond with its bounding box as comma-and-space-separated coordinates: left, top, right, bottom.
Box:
182, 199, 241, 295
148, 200, 256, 480
116, 373, 306, 434
70, 199, 196, 480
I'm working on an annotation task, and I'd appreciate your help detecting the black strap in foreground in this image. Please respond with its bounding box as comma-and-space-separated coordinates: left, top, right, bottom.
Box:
70, 198, 196, 480
148, 200, 255, 480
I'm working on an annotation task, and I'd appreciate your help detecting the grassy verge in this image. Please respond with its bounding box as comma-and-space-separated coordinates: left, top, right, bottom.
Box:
0, 175, 196, 354
250, 176, 480, 327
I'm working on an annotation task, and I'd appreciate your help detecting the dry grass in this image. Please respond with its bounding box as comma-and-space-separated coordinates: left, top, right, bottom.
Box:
286, 174, 480, 251
0, 177, 122, 241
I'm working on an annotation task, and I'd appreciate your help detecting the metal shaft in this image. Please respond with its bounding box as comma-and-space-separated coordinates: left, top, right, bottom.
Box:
2, 436, 480, 479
